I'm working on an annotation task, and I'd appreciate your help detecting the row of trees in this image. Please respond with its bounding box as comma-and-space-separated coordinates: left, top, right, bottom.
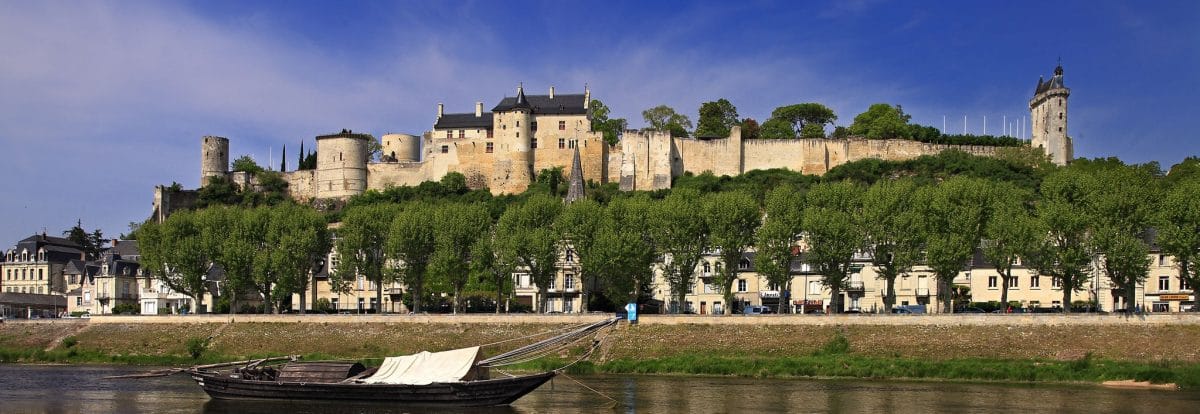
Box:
324, 160, 1200, 316
633, 99, 1023, 147
139, 150, 1200, 316
139, 204, 330, 314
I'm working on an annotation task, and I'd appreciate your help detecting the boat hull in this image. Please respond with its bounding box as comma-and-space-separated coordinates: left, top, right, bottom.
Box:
189, 371, 555, 407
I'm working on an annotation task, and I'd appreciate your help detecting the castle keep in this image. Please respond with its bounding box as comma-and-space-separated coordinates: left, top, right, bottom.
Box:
172, 66, 1070, 205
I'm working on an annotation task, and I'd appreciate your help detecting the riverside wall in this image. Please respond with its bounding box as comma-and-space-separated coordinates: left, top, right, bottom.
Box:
59, 313, 1200, 326
6, 315, 1200, 363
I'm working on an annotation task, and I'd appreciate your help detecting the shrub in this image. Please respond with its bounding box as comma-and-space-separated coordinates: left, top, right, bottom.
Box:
61, 336, 78, 349
815, 332, 851, 356
111, 303, 139, 315
186, 337, 207, 360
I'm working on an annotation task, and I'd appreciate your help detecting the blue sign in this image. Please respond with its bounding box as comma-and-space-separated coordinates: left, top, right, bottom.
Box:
625, 303, 638, 324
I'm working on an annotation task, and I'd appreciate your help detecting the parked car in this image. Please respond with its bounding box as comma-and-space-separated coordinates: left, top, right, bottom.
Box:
956, 307, 987, 314
741, 305, 773, 315
892, 305, 927, 314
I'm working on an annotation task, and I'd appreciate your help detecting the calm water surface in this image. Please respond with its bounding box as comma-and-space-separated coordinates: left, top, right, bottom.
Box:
1, 364, 1197, 413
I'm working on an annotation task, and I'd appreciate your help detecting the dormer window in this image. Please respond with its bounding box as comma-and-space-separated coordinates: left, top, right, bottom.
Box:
739, 259, 751, 270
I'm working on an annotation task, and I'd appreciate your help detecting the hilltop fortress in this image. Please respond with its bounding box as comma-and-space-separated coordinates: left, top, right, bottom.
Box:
161, 65, 1072, 210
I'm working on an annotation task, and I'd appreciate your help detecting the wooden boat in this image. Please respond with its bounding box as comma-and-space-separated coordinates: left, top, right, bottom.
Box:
185, 318, 617, 406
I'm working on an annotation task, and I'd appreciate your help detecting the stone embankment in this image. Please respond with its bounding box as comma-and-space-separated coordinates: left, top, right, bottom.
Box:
4, 314, 1200, 364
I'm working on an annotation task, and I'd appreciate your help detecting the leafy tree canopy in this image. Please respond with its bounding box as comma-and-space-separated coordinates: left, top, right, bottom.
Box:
642, 105, 692, 138
231, 155, 265, 174
694, 98, 740, 138
848, 103, 911, 139
590, 99, 628, 146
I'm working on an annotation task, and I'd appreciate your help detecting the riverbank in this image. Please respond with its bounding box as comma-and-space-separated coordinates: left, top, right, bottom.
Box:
3, 317, 1199, 387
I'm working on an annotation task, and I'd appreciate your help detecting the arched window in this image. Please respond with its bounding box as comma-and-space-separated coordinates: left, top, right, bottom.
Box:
1058, 112, 1063, 120
703, 262, 711, 273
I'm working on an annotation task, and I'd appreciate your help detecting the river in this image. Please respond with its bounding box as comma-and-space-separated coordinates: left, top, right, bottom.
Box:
1, 364, 1197, 413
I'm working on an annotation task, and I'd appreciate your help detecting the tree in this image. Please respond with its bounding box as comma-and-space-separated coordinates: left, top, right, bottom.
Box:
755, 185, 804, 314
231, 155, 264, 174
759, 118, 795, 139
471, 232, 516, 313
740, 118, 761, 140
799, 123, 826, 139
848, 104, 911, 139
981, 184, 1042, 308
244, 207, 285, 313
200, 207, 254, 314
138, 210, 211, 314
1028, 169, 1097, 313
803, 181, 864, 314
269, 204, 329, 314
197, 175, 242, 207
555, 199, 606, 311
650, 189, 710, 314
703, 191, 761, 315
770, 103, 836, 137
430, 202, 491, 314
694, 99, 739, 138
1156, 179, 1200, 311
860, 179, 923, 313
333, 204, 397, 312
1098, 229, 1151, 312
495, 194, 563, 312
918, 177, 992, 313
62, 220, 105, 260
642, 105, 692, 137
591, 196, 657, 305
1087, 163, 1157, 312
590, 99, 628, 146
387, 202, 437, 313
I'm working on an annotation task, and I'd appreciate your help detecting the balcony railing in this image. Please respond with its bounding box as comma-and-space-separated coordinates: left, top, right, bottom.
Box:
915, 288, 931, 297
846, 281, 865, 292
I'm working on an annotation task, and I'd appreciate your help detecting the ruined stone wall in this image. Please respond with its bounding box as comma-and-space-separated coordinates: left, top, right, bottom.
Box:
285, 170, 317, 201
531, 134, 607, 185
612, 131, 674, 191
365, 162, 434, 190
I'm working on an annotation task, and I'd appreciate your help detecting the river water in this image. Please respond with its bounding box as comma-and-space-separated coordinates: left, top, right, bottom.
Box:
1, 364, 1197, 413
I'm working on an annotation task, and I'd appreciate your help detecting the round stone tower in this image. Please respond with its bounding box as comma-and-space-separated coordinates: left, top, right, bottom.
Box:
200, 135, 229, 186
491, 85, 534, 193
1029, 64, 1072, 166
382, 133, 420, 162
315, 131, 370, 199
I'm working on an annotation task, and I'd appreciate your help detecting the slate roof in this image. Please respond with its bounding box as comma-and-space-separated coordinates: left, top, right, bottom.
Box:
18, 234, 80, 248
491, 93, 587, 115
1034, 65, 1066, 94
108, 240, 140, 259
433, 113, 494, 130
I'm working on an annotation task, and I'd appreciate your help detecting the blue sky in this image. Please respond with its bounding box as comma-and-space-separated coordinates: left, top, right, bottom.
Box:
0, 0, 1197, 245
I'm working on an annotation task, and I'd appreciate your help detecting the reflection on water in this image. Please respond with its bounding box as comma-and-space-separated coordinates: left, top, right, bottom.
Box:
2, 364, 1199, 413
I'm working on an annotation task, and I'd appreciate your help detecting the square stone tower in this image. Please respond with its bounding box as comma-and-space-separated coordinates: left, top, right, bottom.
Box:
1029, 64, 1072, 165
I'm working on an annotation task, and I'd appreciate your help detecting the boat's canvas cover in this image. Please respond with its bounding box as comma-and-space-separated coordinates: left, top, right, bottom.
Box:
362, 346, 483, 385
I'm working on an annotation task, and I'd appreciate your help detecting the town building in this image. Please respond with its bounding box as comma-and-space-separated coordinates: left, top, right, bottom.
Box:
1, 233, 84, 295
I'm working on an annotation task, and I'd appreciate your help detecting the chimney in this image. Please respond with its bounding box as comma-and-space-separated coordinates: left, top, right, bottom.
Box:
111, 239, 119, 247
475, 102, 482, 117
549, 86, 555, 99
437, 103, 444, 119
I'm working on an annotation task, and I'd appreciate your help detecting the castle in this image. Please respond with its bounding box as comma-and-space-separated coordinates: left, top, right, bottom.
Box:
163, 65, 1071, 209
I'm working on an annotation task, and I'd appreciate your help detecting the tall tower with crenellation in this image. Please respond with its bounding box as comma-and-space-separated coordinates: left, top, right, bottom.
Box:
1029, 64, 1073, 165
491, 84, 535, 193
200, 135, 229, 186
315, 130, 370, 199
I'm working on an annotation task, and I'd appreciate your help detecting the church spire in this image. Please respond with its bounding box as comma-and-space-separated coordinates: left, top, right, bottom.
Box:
565, 145, 586, 203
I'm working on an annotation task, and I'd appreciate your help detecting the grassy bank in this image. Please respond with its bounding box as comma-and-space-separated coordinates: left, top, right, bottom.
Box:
4, 321, 1200, 388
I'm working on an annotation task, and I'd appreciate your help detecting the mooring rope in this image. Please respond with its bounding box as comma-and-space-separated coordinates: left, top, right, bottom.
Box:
478, 318, 618, 367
